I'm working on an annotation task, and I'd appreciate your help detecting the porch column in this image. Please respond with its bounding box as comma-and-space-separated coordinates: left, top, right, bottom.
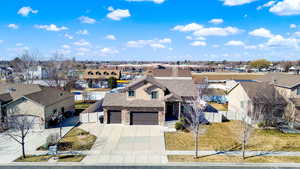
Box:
178, 102, 181, 120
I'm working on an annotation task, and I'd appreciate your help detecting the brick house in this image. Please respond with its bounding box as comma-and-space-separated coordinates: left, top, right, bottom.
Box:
102, 76, 197, 125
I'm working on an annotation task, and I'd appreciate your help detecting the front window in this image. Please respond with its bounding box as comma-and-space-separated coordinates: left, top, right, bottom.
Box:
128, 90, 135, 97
297, 87, 300, 95
151, 91, 158, 99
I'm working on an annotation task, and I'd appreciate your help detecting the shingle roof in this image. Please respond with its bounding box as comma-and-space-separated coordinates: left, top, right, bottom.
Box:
156, 79, 197, 97
103, 93, 164, 108
0, 82, 42, 100
0, 93, 13, 103
255, 73, 300, 88
24, 88, 74, 107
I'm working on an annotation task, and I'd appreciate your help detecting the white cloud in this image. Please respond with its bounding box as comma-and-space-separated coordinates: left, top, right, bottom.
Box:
290, 24, 297, 28
269, 0, 300, 16
209, 18, 224, 25
62, 45, 71, 49
17, 6, 38, 16
105, 34, 117, 40
193, 26, 241, 37
100, 48, 119, 56
126, 0, 165, 4
64, 33, 74, 40
225, 40, 245, 46
78, 16, 96, 24
107, 6, 131, 21
150, 43, 166, 49
126, 38, 172, 49
257, 1, 276, 10
264, 35, 299, 48
222, 0, 257, 6
190, 41, 207, 46
76, 29, 89, 35
173, 23, 241, 37
73, 39, 91, 46
35, 24, 68, 32
16, 43, 23, 47
249, 28, 274, 38
77, 47, 90, 53
8, 24, 19, 29
172, 23, 203, 32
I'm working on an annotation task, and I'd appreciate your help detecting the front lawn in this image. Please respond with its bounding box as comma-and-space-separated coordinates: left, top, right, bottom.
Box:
14, 155, 85, 162
208, 102, 228, 111
168, 155, 300, 163
58, 127, 97, 151
165, 121, 300, 151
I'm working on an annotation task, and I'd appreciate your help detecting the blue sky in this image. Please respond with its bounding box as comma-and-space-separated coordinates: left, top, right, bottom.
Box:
2, 0, 300, 61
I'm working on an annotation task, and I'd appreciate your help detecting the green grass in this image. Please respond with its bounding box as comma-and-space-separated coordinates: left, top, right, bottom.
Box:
168, 155, 300, 163
58, 127, 97, 151
165, 121, 300, 152
75, 103, 92, 110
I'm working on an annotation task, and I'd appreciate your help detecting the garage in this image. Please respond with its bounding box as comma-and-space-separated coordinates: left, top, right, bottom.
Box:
107, 110, 122, 124
130, 112, 158, 125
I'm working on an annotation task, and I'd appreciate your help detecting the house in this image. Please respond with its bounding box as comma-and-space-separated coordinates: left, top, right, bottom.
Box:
24, 65, 48, 80
0, 83, 75, 129
102, 76, 197, 125
82, 68, 121, 88
228, 81, 286, 125
256, 73, 300, 126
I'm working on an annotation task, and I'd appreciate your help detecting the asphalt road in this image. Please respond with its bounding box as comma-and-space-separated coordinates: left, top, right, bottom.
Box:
0, 163, 299, 169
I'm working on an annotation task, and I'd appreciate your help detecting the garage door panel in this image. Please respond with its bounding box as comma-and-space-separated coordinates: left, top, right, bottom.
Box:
131, 112, 158, 125
108, 110, 121, 124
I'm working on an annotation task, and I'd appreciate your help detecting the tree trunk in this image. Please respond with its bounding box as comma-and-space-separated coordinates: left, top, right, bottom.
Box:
242, 130, 246, 160
194, 126, 199, 158
21, 141, 26, 159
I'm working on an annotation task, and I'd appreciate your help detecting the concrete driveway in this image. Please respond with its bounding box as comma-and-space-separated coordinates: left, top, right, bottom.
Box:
81, 124, 167, 164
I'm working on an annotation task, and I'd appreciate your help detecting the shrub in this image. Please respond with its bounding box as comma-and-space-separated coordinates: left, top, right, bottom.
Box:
175, 121, 185, 131
257, 121, 266, 128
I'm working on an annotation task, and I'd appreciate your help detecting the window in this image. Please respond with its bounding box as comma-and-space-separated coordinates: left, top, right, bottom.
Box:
240, 101, 244, 108
151, 91, 158, 99
297, 87, 300, 95
128, 90, 135, 97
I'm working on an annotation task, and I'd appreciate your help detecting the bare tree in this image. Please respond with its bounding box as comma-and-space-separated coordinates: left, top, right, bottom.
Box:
182, 84, 208, 158
5, 110, 34, 158
252, 83, 286, 127
19, 49, 41, 84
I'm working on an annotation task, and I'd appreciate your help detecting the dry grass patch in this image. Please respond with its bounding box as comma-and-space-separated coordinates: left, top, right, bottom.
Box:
14, 155, 52, 162
58, 128, 97, 151
209, 103, 228, 111
165, 121, 300, 151
57, 155, 86, 162
168, 155, 300, 163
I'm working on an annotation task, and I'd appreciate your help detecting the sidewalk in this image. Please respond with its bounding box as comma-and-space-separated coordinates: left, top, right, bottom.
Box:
166, 150, 300, 157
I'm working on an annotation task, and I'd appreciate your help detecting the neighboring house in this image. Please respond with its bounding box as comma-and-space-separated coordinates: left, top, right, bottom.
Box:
256, 73, 300, 126
228, 81, 286, 125
0, 93, 13, 129
0, 83, 75, 129
24, 65, 48, 80
102, 76, 197, 125
83, 68, 121, 88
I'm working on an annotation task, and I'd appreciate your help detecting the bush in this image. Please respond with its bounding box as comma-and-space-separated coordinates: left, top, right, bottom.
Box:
257, 121, 266, 128
175, 121, 185, 131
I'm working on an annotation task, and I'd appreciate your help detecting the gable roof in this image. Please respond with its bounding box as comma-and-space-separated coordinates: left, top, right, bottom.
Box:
125, 76, 167, 91
255, 73, 300, 89
24, 88, 73, 107
0, 82, 42, 100
156, 79, 197, 97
